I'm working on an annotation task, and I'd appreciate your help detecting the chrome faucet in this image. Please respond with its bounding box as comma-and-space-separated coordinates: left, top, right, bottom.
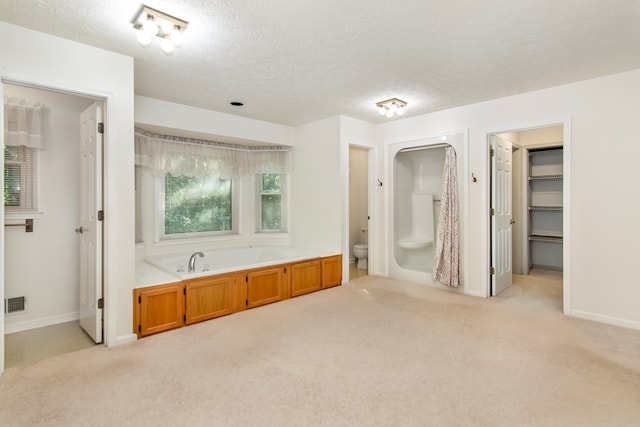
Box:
188, 252, 204, 273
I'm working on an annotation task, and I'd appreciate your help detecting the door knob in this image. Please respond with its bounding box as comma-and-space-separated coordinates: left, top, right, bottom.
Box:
75, 226, 84, 234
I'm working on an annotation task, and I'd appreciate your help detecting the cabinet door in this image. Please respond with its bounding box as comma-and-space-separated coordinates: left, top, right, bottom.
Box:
246, 267, 283, 309
185, 274, 234, 325
322, 255, 342, 289
136, 283, 184, 337
291, 259, 322, 297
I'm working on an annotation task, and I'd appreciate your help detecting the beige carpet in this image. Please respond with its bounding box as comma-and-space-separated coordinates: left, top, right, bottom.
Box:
4, 321, 97, 368
0, 275, 638, 426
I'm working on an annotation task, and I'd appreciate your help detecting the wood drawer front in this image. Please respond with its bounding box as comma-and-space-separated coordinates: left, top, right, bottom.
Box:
291, 259, 322, 297
246, 267, 283, 309
322, 255, 342, 289
138, 283, 184, 337
185, 275, 234, 325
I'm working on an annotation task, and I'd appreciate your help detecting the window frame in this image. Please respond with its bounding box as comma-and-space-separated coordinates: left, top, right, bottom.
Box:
156, 171, 239, 241
255, 173, 287, 233
3, 145, 41, 219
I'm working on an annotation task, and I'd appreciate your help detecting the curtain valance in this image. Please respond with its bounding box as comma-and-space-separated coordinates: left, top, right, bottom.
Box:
4, 97, 45, 149
134, 127, 291, 179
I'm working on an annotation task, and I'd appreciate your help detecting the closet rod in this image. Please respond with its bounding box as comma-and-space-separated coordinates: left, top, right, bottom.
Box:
4, 218, 33, 232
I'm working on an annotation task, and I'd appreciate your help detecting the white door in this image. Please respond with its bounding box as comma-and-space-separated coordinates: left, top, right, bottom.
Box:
491, 135, 513, 295
78, 103, 103, 343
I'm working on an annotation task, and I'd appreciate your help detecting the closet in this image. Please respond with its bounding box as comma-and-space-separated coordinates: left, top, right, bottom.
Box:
528, 147, 563, 271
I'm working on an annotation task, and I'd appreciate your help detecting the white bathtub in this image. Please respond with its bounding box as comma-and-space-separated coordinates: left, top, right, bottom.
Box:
144, 246, 327, 280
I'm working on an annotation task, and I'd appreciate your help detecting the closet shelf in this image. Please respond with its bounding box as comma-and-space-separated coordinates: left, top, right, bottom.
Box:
529, 174, 563, 181
529, 206, 563, 211
529, 234, 563, 243
529, 148, 563, 158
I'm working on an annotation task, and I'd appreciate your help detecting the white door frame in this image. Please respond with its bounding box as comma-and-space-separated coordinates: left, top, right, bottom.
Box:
485, 118, 571, 315
342, 142, 374, 282
0, 78, 109, 373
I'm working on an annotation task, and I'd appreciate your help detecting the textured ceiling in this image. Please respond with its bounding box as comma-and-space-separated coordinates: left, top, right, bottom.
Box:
1, 0, 640, 126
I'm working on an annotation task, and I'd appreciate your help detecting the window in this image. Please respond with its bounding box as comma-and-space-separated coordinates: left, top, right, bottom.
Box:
4, 145, 39, 213
162, 172, 234, 238
257, 173, 286, 232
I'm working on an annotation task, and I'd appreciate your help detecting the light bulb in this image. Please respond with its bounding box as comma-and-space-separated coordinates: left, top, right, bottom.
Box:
388, 102, 398, 114
143, 15, 158, 36
378, 105, 386, 116
137, 28, 151, 46
385, 109, 394, 118
170, 26, 183, 47
161, 36, 175, 55
397, 105, 405, 116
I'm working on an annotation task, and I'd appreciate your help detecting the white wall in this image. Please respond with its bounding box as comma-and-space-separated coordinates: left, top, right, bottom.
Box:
376, 69, 640, 329
519, 126, 563, 147
135, 96, 294, 146
0, 22, 135, 371
291, 117, 342, 253
4, 85, 94, 332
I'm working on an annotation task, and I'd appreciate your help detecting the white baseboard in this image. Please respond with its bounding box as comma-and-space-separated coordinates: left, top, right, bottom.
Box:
4, 311, 79, 334
465, 290, 485, 298
112, 333, 138, 347
570, 309, 640, 331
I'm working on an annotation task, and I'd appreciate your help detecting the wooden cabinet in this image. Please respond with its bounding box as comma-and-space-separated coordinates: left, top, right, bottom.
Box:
321, 255, 342, 289
291, 259, 322, 297
246, 266, 284, 309
134, 282, 184, 337
185, 274, 235, 325
134, 254, 342, 338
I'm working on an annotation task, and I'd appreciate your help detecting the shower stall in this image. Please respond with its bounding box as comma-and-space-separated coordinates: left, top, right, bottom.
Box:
387, 133, 465, 288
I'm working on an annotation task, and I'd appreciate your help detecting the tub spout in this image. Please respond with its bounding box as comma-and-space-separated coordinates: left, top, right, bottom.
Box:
188, 252, 204, 273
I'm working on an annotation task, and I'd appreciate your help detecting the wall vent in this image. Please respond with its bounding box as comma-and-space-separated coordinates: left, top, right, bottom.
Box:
5, 296, 27, 314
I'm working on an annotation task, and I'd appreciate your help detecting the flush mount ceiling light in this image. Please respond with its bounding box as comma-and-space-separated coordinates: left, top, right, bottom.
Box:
376, 98, 407, 118
132, 5, 188, 55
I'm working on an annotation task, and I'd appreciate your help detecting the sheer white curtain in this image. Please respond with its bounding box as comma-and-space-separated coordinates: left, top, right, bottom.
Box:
4, 97, 45, 149
432, 146, 461, 287
134, 128, 290, 178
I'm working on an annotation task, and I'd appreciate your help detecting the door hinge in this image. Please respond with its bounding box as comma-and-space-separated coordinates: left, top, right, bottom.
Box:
490, 208, 495, 216
98, 210, 104, 221
98, 122, 104, 134
245, 275, 248, 283
138, 295, 141, 304
490, 267, 495, 275
97, 298, 104, 309
183, 315, 186, 322
245, 299, 248, 306
138, 324, 141, 333
490, 148, 495, 157
183, 288, 186, 295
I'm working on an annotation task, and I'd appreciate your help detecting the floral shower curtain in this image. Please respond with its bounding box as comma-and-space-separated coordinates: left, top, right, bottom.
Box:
432, 146, 461, 287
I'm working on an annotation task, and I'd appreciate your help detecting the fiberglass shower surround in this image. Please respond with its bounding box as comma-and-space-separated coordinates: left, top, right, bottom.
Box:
394, 145, 447, 273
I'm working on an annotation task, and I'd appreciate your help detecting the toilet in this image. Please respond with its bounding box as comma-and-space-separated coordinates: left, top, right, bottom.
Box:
353, 228, 368, 270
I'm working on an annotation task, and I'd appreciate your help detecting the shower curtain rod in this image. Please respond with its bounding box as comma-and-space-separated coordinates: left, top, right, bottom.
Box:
398, 143, 450, 153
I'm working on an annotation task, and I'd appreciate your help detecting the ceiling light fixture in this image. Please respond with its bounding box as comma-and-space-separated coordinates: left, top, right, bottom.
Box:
376, 98, 407, 118
132, 5, 188, 55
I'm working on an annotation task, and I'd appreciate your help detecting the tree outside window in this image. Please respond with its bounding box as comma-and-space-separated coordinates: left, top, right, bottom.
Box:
164, 173, 232, 235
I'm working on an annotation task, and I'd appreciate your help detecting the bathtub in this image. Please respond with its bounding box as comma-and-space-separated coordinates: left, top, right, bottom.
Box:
144, 246, 328, 280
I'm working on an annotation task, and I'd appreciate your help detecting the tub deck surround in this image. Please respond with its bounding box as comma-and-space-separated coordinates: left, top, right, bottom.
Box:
143, 246, 331, 281
134, 247, 342, 338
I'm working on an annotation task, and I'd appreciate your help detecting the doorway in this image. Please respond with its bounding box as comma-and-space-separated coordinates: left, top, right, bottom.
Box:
3, 83, 104, 367
349, 145, 370, 280
489, 124, 567, 310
